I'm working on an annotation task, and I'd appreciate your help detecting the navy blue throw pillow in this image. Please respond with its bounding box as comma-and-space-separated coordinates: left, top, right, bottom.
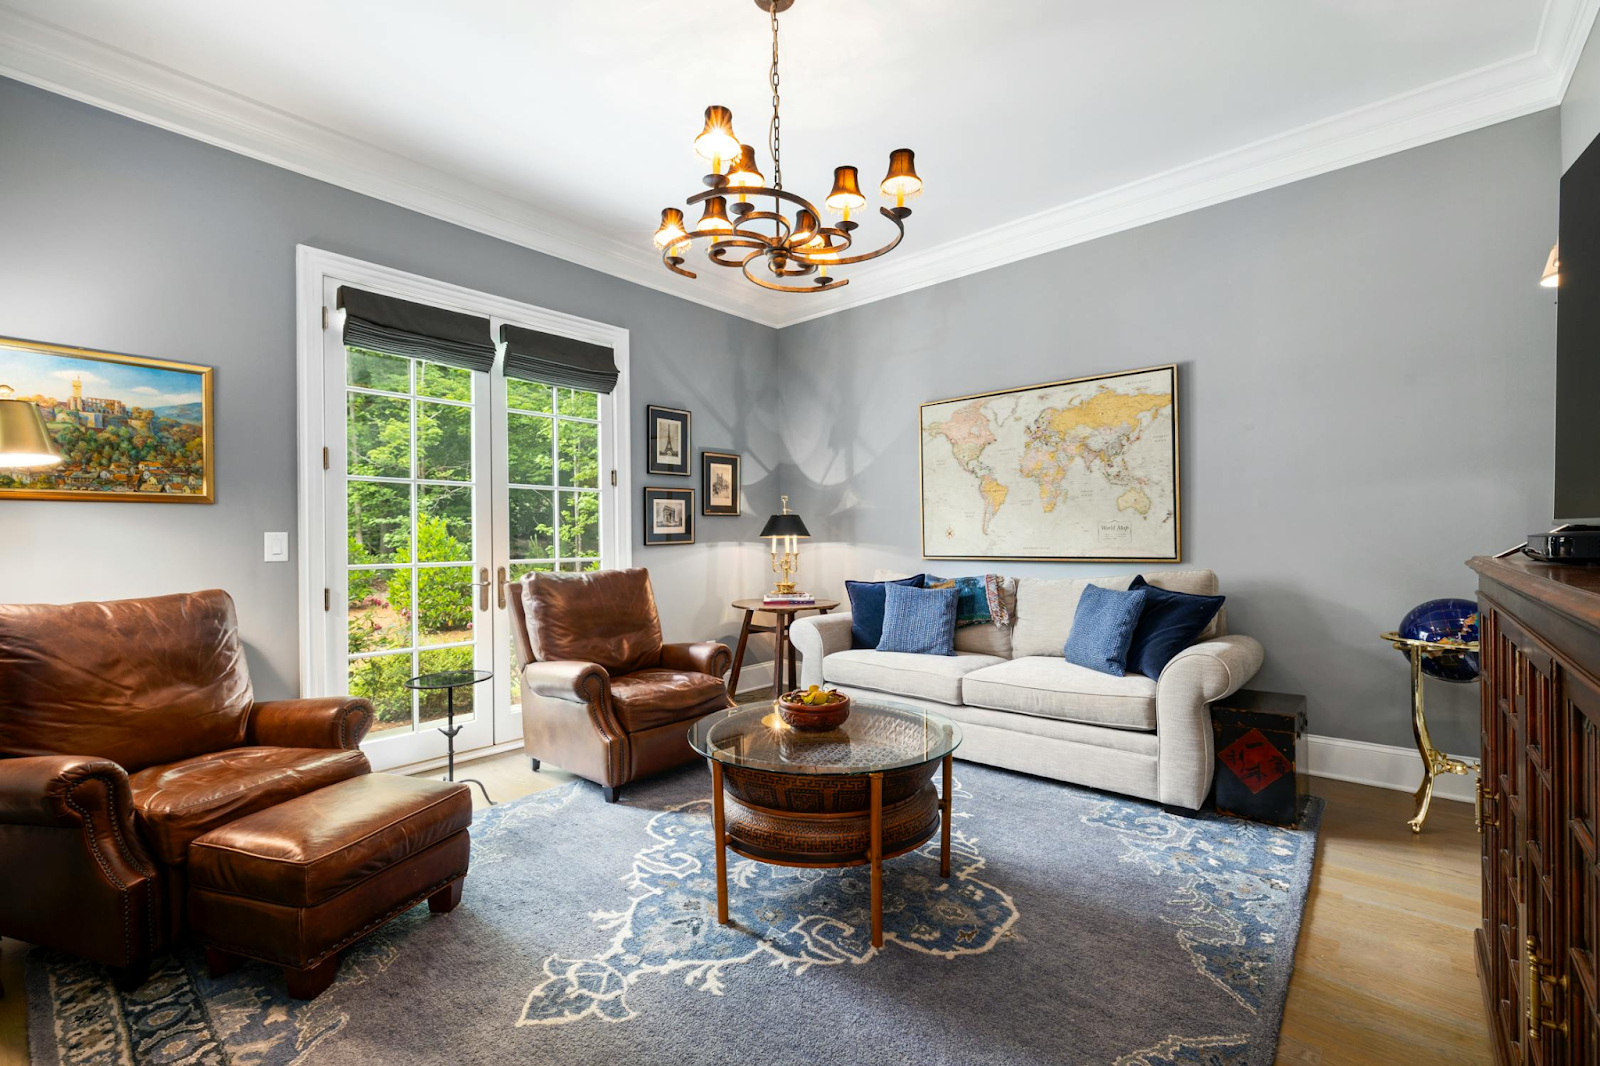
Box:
1062, 584, 1149, 677
1124, 574, 1226, 679
844, 574, 926, 649
876, 583, 959, 655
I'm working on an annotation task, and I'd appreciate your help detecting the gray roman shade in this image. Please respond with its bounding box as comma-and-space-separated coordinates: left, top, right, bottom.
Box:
337, 286, 496, 374
500, 324, 619, 394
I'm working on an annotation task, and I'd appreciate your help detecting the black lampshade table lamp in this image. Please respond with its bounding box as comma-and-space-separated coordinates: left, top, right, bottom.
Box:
760, 495, 811, 595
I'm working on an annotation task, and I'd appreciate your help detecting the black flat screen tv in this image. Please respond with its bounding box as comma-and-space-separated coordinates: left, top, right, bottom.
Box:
1557, 135, 1600, 522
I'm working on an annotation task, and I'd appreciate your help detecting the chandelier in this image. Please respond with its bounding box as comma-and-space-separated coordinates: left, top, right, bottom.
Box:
652, 0, 923, 293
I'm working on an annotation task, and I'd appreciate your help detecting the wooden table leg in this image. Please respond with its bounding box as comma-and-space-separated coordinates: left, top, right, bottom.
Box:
941, 754, 952, 879
771, 614, 789, 700
728, 609, 754, 697
870, 771, 883, 949
712, 759, 730, 925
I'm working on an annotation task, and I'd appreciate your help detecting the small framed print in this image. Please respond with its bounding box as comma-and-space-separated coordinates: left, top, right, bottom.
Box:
644, 486, 695, 545
647, 405, 691, 476
700, 450, 741, 516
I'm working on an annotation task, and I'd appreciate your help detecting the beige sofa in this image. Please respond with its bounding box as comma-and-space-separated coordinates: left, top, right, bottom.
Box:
788, 569, 1263, 809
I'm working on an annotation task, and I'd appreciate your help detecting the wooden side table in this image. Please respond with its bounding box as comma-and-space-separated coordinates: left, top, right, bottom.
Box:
728, 598, 841, 699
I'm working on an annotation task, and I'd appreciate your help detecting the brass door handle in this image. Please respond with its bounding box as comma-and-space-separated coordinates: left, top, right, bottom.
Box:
496, 566, 508, 610
474, 567, 490, 611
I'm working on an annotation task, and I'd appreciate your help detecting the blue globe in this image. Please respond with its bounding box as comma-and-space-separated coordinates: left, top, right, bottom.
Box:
1398, 598, 1480, 683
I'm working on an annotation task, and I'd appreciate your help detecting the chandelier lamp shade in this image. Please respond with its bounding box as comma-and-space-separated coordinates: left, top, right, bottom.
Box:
0, 384, 64, 468
651, 0, 924, 294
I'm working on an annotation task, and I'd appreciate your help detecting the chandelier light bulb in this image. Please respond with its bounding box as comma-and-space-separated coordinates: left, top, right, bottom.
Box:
697, 196, 734, 233
653, 207, 690, 250
693, 105, 740, 172
880, 148, 923, 208
825, 166, 866, 220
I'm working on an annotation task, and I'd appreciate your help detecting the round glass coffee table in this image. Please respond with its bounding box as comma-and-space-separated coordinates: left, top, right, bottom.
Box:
688, 697, 962, 948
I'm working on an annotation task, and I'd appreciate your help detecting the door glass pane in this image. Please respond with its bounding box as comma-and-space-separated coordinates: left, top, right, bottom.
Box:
558, 388, 598, 419
418, 646, 476, 724
348, 482, 410, 563
507, 412, 553, 485
417, 485, 473, 557
508, 380, 553, 413
416, 362, 471, 402
417, 401, 471, 481
560, 491, 600, 559
558, 419, 599, 488
347, 347, 410, 392
510, 488, 555, 559
349, 652, 415, 737
347, 393, 411, 478
416, 565, 474, 646
348, 568, 408, 654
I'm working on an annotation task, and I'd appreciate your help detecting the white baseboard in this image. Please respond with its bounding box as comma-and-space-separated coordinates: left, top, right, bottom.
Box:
733, 660, 778, 697
1306, 733, 1477, 803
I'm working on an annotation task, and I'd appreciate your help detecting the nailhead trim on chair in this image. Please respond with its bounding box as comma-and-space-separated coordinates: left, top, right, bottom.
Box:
64, 773, 155, 968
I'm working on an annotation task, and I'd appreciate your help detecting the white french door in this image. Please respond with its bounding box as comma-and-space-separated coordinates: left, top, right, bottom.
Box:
300, 251, 629, 772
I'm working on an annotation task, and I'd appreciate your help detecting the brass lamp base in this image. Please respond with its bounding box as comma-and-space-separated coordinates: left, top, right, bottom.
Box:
770, 580, 797, 596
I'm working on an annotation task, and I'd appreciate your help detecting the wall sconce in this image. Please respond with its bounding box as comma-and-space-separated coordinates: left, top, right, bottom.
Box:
1542, 242, 1560, 288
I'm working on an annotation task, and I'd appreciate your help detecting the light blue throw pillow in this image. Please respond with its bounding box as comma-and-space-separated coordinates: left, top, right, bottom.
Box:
1061, 583, 1149, 676
876, 583, 959, 655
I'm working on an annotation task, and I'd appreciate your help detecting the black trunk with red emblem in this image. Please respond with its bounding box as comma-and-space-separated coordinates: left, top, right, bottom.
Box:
1210, 689, 1308, 827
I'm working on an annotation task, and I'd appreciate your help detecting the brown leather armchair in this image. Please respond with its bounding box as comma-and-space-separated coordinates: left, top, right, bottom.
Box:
510, 568, 732, 802
0, 590, 373, 988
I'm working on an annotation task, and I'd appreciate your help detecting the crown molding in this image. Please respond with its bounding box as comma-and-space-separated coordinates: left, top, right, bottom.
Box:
0, 7, 776, 326
1, 0, 1595, 331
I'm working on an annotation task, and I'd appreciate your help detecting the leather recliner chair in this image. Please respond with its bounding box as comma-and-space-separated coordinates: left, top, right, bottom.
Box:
510, 568, 732, 802
0, 589, 374, 988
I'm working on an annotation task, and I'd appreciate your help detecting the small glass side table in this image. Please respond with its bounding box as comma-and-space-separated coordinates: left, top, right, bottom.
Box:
1379, 632, 1480, 833
405, 669, 494, 805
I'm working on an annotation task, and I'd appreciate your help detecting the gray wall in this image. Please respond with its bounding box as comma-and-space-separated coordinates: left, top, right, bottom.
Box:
0, 78, 780, 700
774, 110, 1560, 754
1565, 23, 1600, 171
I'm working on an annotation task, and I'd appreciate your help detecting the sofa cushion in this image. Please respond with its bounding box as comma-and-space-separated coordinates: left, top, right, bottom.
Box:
961, 656, 1158, 730
877, 584, 958, 655
609, 669, 727, 732
129, 746, 371, 865
1125, 575, 1226, 679
823, 650, 1004, 705
955, 576, 1016, 658
845, 574, 925, 649
1011, 570, 1221, 657
1062, 584, 1148, 676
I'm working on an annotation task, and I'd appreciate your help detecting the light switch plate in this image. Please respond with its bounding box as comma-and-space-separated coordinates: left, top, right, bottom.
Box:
263, 531, 289, 562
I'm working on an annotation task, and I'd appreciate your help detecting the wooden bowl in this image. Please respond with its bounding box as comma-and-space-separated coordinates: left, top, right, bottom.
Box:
777, 690, 852, 732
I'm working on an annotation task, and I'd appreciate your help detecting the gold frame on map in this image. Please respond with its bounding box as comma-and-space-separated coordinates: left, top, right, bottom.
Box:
0, 336, 216, 504
918, 363, 1179, 563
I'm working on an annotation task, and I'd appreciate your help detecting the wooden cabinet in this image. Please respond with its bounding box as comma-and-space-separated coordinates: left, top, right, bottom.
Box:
1472, 555, 1600, 1065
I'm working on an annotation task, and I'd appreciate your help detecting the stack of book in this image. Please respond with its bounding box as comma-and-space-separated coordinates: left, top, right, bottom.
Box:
763, 591, 816, 607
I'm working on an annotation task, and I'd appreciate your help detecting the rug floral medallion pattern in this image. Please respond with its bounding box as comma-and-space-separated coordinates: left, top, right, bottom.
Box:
28, 764, 1320, 1066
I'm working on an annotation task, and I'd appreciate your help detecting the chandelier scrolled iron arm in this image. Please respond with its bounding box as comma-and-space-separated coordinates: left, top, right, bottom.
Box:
651, 0, 923, 294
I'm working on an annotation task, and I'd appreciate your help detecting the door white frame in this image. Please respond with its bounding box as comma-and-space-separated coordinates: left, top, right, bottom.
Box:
293, 246, 632, 748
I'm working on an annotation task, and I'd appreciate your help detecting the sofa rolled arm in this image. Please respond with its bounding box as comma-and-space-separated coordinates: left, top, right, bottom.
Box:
0, 755, 140, 829
659, 641, 731, 679
1154, 634, 1266, 809
790, 612, 854, 689
523, 659, 612, 704
248, 696, 374, 750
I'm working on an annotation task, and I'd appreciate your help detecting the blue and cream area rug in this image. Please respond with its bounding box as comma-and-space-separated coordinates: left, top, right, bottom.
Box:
28, 764, 1322, 1066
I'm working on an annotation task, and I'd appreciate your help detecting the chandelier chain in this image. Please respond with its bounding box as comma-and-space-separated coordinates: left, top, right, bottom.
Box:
768, 1, 782, 192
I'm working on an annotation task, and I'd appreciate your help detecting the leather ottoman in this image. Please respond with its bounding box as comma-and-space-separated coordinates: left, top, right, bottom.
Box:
186, 774, 471, 999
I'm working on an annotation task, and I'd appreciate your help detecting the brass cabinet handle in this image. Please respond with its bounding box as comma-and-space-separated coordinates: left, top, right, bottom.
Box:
1526, 934, 1571, 1040
496, 565, 508, 610
1476, 780, 1500, 832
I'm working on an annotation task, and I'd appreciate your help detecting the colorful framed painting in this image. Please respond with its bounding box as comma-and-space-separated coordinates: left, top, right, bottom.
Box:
0, 337, 215, 503
647, 404, 691, 476
700, 450, 741, 516
919, 363, 1178, 562
643, 486, 695, 545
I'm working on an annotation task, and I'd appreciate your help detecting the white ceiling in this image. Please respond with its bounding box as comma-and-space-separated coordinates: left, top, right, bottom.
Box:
1, 0, 1594, 327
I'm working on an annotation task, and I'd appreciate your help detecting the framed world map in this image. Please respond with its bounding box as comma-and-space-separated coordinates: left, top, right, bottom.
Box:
919, 364, 1179, 562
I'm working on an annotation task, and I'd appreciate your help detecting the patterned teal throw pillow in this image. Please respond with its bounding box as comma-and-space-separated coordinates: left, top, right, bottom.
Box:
876, 584, 959, 655
924, 574, 992, 628
1061, 583, 1149, 676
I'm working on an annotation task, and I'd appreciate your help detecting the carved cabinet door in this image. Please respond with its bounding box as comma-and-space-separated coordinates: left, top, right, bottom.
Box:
1555, 665, 1600, 1061
1484, 602, 1531, 1062
1516, 624, 1561, 1066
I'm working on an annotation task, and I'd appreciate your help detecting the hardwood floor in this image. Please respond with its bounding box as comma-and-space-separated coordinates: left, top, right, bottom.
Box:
0, 759, 1490, 1065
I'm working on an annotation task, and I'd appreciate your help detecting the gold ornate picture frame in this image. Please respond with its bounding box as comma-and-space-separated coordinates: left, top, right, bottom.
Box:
0, 336, 216, 503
